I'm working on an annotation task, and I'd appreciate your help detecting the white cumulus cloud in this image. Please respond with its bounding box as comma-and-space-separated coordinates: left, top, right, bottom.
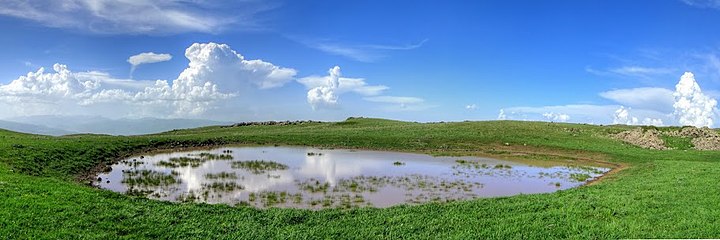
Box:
305, 66, 341, 109
466, 104, 477, 110
298, 66, 389, 109
0, 42, 296, 118
673, 72, 717, 127
497, 109, 507, 120
542, 112, 570, 122
613, 106, 638, 125
180, 42, 297, 90
612, 106, 664, 126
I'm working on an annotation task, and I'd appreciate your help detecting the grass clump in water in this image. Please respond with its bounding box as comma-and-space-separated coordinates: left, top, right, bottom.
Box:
157, 157, 205, 168
122, 170, 180, 187
202, 182, 244, 191
231, 160, 289, 174
190, 152, 234, 160
298, 179, 331, 193
570, 173, 592, 182
205, 172, 238, 180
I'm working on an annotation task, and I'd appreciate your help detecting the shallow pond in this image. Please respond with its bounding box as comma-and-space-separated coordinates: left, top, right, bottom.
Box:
96, 146, 610, 209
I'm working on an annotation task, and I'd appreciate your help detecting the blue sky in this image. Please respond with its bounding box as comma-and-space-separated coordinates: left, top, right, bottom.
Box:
1, 0, 720, 126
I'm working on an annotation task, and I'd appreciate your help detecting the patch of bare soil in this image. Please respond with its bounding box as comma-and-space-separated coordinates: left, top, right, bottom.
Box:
615, 126, 720, 151
666, 126, 719, 138
666, 127, 720, 150
612, 128, 667, 150
691, 137, 720, 150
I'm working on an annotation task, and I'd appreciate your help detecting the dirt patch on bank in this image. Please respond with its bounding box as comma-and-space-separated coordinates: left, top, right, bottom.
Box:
613, 126, 720, 150
612, 128, 667, 150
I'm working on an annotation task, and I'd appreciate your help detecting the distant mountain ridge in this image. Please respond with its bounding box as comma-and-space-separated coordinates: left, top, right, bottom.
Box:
0, 120, 75, 136
2, 115, 230, 136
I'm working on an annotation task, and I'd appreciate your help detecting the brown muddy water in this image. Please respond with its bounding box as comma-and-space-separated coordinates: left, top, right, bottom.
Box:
95, 146, 610, 209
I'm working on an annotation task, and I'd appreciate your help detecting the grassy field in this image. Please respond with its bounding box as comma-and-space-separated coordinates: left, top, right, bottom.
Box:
1, 118, 719, 238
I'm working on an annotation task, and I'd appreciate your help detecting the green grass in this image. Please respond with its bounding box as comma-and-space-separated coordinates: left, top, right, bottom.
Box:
1, 118, 720, 238
661, 136, 695, 150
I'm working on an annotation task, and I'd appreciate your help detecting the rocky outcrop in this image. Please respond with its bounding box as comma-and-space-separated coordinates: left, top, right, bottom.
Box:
223, 120, 323, 128
614, 126, 720, 150
612, 128, 667, 150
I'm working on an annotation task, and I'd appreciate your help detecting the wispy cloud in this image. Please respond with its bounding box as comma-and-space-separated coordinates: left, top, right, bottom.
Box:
363, 96, 426, 110
609, 66, 674, 76
0, 0, 277, 34
364, 96, 424, 105
599, 87, 675, 112
681, 0, 720, 9
295, 37, 429, 62
127, 52, 172, 78
586, 65, 674, 79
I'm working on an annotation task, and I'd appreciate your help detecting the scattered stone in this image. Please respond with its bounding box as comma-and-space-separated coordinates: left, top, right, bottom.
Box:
692, 135, 720, 150
666, 127, 720, 150
666, 126, 719, 138
613, 126, 720, 151
224, 120, 323, 128
612, 128, 667, 150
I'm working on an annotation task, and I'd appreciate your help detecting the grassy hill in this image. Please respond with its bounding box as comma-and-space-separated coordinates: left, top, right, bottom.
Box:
1, 118, 719, 238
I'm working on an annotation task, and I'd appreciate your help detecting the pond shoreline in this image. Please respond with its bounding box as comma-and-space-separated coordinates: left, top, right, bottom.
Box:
80, 140, 622, 187
90, 144, 615, 209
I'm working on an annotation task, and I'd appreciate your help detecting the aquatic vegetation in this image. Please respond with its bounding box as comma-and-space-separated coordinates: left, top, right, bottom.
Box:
248, 191, 291, 207
202, 182, 244, 192
157, 157, 205, 168
453, 159, 488, 170
570, 173, 592, 182
494, 164, 511, 169
204, 172, 238, 179
292, 193, 303, 204
101, 142, 606, 210
120, 159, 144, 167
298, 179, 331, 193
230, 160, 289, 174
189, 152, 234, 160
156, 153, 233, 168
122, 170, 180, 187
